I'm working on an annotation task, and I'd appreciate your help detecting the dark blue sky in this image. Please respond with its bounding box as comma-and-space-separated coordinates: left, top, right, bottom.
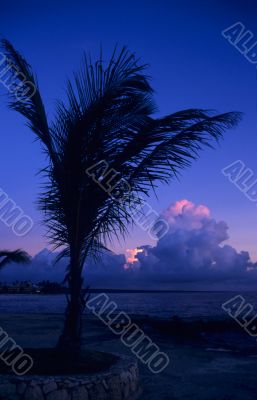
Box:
0, 0, 257, 260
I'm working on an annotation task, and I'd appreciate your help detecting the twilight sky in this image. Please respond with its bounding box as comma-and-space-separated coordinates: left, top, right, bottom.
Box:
0, 0, 257, 266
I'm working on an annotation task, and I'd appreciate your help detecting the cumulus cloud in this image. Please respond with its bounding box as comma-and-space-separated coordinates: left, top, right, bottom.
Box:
1, 199, 257, 289
0, 248, 127, 286
134, 200, 257, 288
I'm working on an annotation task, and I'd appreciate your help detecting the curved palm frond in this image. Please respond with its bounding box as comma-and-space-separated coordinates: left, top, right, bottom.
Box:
0, 40, 242, 266
1, 39, 54, 159
0, 249, 30, 270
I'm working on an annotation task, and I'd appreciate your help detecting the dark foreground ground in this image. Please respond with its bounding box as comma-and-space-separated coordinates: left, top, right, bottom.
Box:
0, 313, 257, 400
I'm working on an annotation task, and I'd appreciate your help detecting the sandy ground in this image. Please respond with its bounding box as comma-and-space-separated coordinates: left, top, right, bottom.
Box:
0, 314, 257, 400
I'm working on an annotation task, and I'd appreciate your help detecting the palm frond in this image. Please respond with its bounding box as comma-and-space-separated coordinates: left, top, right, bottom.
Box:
0, 39, 54, 157
1, 41, 242, 270
0, 249, 30, 270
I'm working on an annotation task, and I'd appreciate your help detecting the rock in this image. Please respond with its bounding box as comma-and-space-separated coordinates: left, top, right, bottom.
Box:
95, 383, 107, 400
0, 383, 16, 396
17, 382, 27, 394
80, 379, 91, 385
71, 386, 89, 400
87, 383, 107, 400
47, 389, 70, 400
123, 381, 130, 398
107, 376, 122, 400
64, 380, 79, 388
59, 379, 78, 389
43, 381, 58, 394
24, 385, 44, 400
0, 355, 139, 400
102, 379, 109, 390
130, 379, 137, 392
30, 380, 39, 386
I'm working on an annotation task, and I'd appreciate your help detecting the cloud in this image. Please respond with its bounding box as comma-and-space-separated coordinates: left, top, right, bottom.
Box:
1, 199, 257, 290
0, 248, 126, 285
133, 200, 257, 288
0, 248, 65, 283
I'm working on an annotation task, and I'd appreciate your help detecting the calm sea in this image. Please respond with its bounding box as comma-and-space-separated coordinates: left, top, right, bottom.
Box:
0, 291, 257, 318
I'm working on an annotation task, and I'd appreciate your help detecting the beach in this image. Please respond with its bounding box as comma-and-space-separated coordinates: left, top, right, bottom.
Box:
1, 312, 257, 400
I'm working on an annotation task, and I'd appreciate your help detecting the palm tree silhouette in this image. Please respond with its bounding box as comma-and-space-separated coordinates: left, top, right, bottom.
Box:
0, 249, 30, 270
1, 40, 241, 352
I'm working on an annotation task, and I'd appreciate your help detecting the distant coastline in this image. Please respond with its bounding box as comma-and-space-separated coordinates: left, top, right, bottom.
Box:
0, 281, 246, 295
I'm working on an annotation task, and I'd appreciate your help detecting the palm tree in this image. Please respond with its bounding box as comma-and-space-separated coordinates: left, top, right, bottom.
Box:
1, 40, 241, 353
0, 249, 30, 270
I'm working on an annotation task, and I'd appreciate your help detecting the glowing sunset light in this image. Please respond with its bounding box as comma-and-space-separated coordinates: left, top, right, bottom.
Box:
123, 248, 144, 269
164, 199, 210, 219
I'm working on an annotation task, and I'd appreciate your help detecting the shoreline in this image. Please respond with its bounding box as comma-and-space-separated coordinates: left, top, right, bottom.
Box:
0, 288, 256, 295
0, 313, 257, 399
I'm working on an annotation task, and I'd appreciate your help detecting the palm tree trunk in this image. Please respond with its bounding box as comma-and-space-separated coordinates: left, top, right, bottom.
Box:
57, 257, 84, 354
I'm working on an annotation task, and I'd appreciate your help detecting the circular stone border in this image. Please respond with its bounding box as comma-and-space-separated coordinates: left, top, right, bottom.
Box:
0, 354, 141, 400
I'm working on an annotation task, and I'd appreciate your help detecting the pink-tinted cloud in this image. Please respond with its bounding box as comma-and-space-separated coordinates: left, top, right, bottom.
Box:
124, 248, 143, 269
162, 199, 211, 231
2, 200, 257, 290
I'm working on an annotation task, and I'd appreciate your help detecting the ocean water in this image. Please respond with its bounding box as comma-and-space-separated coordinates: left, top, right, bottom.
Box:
0, 291, 257, 318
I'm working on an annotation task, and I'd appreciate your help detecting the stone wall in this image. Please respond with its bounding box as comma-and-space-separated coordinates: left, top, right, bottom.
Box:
0, 354, 141, 400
